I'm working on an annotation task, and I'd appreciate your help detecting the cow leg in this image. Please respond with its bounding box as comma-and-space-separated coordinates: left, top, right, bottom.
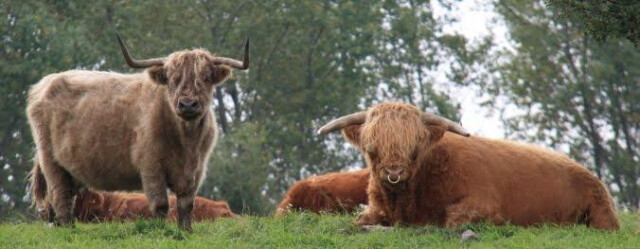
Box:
40, 157, 75, 226
355, 183, 388, 226
355, 207, 387, 226
176, 189, 196, 232
444, 205, 481, 229
32, 138, 75, 226
45, 203, 56, 223
28, 104, 76, 226
35, 198, 54, 222
173, 165, 205, 231
141, 172, 169, 219
444, 198, 501, 229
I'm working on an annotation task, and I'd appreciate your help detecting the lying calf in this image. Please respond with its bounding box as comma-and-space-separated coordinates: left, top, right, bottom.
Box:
38, 190, 237, 222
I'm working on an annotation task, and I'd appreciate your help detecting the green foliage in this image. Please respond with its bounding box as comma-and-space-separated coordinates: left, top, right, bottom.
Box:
545, 0, 640, 45
0, 212, 638, 248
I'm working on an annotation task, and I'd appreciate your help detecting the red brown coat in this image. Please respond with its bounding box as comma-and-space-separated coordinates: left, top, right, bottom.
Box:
318, 102, 619, 230
63, 190, 237, 222
276, 169, 369, 216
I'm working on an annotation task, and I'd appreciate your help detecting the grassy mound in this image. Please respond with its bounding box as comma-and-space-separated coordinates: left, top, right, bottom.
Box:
1, 212, 638, 248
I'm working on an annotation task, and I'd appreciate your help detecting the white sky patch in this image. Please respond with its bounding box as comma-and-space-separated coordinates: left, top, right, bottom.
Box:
433, 0, 513, 139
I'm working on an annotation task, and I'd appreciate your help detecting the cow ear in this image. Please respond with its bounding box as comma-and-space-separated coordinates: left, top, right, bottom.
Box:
147, 66, 168, 85
427, 125, 446, 143
342, 124, 362, 146
210, 65, 232, 85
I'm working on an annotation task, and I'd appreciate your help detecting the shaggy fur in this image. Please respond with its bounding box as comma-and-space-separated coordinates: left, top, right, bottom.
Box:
27, 48, 237, 231
276, 169, 369, 216
54, 190, 236, 222
332, 102, 619, 230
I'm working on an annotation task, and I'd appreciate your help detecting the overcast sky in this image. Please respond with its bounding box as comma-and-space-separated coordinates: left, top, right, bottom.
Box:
433, 0, 512, 139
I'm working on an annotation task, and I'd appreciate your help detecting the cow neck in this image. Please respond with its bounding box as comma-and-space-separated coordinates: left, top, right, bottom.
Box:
177, 111, 210, 139
378, 178, 418, 225
152, 96, 210, 177
179, 113, 210, 172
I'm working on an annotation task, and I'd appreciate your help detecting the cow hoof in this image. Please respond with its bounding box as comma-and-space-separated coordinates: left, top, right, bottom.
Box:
54, 218, 75, 228
354, 212, 382, 227
460, 229, 477, 242
179, 224, 193, 233
359, 225, 394, 233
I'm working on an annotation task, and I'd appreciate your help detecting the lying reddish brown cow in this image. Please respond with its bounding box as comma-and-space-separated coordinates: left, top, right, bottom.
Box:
39, 190, 237, 222
276, 169, 369, 216
318, 102, 619, 230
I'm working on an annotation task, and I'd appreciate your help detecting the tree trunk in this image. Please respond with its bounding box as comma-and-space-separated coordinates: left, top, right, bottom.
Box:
215, 86, 229, 134
227, 83, 242, 123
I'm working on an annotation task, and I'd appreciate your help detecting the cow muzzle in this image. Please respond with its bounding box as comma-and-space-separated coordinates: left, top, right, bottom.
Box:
177, 98, 202, 120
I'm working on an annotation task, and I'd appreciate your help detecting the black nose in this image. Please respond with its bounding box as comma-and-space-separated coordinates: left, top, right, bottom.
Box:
178, 99, 200, 112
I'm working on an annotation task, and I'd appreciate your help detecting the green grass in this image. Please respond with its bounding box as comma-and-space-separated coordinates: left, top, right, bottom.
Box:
1, 212, 638, 248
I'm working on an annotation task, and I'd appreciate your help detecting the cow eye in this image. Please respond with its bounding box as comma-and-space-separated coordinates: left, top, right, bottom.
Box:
367, 151, 378, 161
172, 75, 182, 84
410, 148, 418, 160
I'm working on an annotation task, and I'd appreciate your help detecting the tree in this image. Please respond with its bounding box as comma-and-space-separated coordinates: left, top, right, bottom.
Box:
199, 123, 272, 214
545, 0, 640, 45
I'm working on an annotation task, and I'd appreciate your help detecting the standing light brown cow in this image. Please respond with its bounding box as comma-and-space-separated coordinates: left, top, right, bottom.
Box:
317, 102, 619, 230
276, 169, 369, 216
27, 34, 249, 231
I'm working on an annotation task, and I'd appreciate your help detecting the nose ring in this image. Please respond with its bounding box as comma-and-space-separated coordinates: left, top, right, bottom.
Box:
387, 175, 400, 184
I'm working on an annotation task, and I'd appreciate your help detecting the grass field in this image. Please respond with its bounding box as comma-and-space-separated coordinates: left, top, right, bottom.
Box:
1, 212, 638, 248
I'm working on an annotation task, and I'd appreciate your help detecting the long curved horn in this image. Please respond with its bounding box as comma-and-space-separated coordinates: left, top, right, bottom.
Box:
116, 33, 165, 69
421, 112, 470, 137
212, 38, 250, 70
317, 111, 367, 135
